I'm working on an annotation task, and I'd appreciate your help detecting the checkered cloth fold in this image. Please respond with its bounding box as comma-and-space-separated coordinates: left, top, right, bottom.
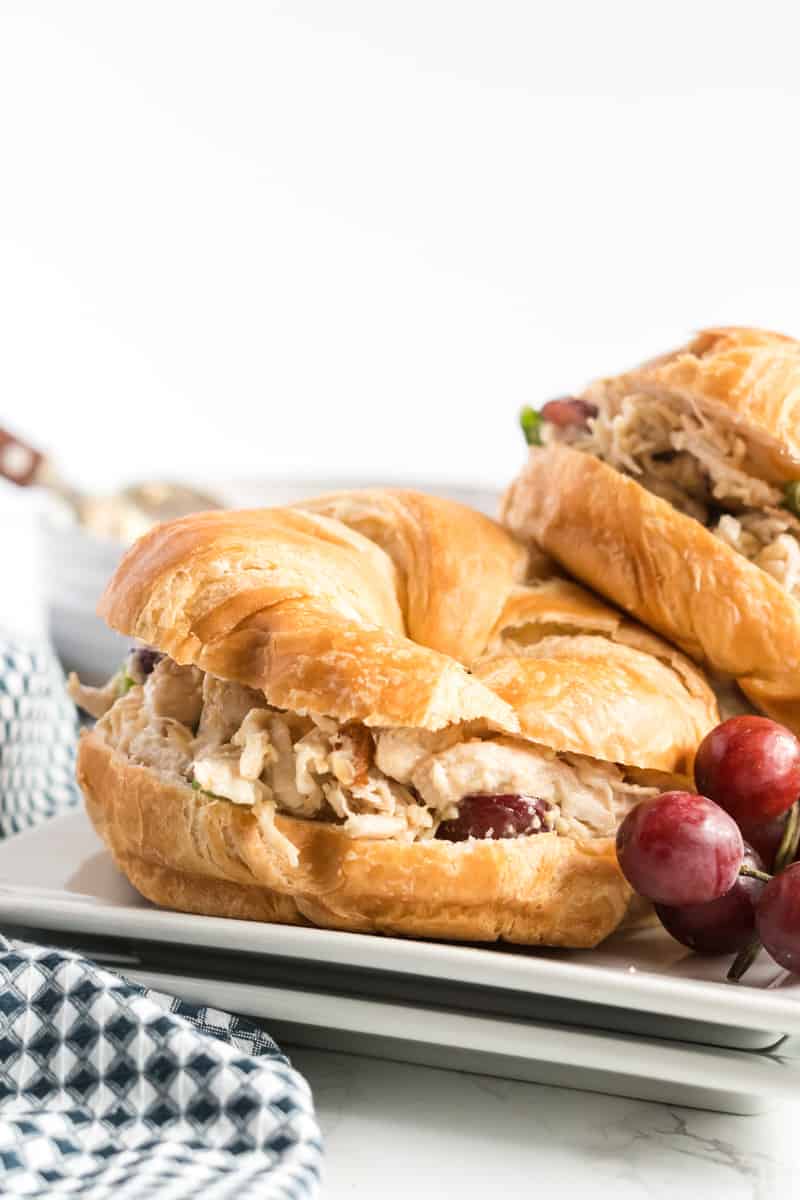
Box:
0, 633, 322, 1198
0, 635, 80, 836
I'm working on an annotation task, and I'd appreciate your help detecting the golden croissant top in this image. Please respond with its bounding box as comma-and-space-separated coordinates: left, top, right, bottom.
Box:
96, 488, 715, 774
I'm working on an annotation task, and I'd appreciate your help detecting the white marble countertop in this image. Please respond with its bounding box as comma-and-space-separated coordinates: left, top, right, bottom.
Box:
290, 1047, 799, 1199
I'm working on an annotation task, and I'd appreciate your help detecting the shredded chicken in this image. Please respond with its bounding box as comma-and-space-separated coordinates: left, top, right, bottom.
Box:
544, 390, 800, 599
146, 658, 204, 727
409, 737, 655, 837
756, 534, 800, 594
560, 392, 783, 513
194, 747, 272, 805
253, 798, 300, 868
81, 659, 660, 844
232, 709, 277, 780
195, 673, 270, 750
373, 726, 466, 784
711, 508, 800, 596
99, 688, 196, 779
67, 671, 122, 720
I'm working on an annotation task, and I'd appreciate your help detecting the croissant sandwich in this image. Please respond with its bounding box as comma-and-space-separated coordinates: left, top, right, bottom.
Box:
503, 327, 800, 731
72, 490, 717, 948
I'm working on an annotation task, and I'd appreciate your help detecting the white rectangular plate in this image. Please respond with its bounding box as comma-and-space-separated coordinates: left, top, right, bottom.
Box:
1, 811, 799, 1045
116, 965, 798, 1116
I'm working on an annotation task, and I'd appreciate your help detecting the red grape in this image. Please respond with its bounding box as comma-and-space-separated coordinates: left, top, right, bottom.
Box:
738, 813, 790, 871
616, 791, 743, 906
436, 795, 551, 842
655, 843, 765, 954
694, 716, 800, 827
756, 862, 800, 972
540, 397, 597, 428
127, 646, 164, 683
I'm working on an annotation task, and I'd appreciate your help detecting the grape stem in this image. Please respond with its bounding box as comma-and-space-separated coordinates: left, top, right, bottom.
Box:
775, 800, 800, 873
727, 938, 761, 983
738, 864, 773, 884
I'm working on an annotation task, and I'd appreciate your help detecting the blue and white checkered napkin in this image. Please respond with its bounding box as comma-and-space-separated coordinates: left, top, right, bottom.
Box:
0, 631, 322, 1199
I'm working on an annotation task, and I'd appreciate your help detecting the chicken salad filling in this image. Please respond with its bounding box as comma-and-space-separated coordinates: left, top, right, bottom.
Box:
531, 391, 800, 600
70, 651, 659, 857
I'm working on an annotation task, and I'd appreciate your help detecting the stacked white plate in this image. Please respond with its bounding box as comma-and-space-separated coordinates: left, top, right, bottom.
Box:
1, 811, 799, 1116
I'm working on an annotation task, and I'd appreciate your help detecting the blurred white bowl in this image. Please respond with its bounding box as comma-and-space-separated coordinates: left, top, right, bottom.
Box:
43, 477, 501, 684
42, 520, 127, 684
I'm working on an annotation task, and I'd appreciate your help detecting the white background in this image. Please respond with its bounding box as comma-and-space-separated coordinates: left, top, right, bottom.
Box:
2, 1, 800, 493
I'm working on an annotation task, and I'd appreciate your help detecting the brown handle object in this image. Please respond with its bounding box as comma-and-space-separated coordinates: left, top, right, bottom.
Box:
0, 428, 44, 486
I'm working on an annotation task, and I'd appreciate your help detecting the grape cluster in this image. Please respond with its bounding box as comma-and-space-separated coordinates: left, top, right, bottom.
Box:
616, 716, 800, 978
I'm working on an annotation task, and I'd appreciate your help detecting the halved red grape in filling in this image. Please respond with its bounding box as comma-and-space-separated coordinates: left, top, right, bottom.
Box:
128, 646, 164, 680
540, 397, 597, 428
435, 794, 553, 842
